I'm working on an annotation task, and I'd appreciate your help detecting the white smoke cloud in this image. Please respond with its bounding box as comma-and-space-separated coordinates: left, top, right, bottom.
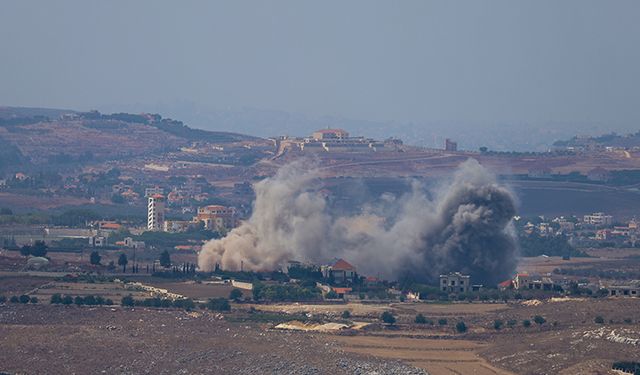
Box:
198, 158, 518, 285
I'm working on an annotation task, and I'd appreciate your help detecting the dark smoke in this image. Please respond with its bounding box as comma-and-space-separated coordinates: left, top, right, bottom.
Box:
198, 159, 518, 286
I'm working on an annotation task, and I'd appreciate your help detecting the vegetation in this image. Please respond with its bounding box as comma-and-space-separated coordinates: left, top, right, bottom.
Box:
341, 310, 351, 319
207, 298, 231, 312
493, 319, 504, 330
533, 315, 546, 325
19, 295, 30, 304
89, 251, 101, 265
381, 311, 396, 325
415, 314, 432, 324
455, 321, 468, 333
159, 250, 172, 268
252, 282, 321, 302
438, 318, 448, 326
594, 315, 605, 324
117, 253, 128, 272
523, 319, 532, 328
19, 240, 48, 257
229, 288, 243, 301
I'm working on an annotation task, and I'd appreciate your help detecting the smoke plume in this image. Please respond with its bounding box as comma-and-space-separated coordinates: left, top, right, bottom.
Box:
198, 159, 517, 285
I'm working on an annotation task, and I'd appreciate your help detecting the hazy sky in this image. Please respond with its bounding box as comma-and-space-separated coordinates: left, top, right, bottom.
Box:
1, 1, 639, 128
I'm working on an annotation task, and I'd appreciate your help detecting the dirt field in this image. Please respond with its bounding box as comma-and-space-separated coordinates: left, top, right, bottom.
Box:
334, 335, 514, 375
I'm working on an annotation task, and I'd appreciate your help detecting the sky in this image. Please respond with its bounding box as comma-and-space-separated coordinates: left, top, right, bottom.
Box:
1, 1, 639, 147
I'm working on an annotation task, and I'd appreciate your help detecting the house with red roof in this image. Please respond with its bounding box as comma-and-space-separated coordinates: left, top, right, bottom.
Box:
321, 258, 357, 284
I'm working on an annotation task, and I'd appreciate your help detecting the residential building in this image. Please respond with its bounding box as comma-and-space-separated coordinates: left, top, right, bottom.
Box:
583, 212, 613, 226
163, 220, 193, 233
608, 282, 640, 297
145, 186, 164, 197
439, 272, 470, 293
322, 258, 357, 284
445, 138, 458, 152
514, 273, 556, 291
193, 205, 236, 231
312, 128, 349, 141
147, 194, 165, 231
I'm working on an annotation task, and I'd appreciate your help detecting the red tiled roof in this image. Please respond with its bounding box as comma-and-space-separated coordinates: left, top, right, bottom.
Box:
498, 280, 513, 288
332, 258, 355, 271
332, 287, 352, 294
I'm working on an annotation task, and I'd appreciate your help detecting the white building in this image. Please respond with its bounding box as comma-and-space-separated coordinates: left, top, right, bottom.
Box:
147, 194, 165, 231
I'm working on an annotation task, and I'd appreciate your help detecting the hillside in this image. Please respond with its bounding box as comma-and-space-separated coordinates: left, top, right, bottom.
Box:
0, 107, 261, 170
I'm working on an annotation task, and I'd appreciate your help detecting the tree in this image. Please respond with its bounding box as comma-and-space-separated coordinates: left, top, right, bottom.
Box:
20, 245, 31, 257
19, 295, 30, 304
342, 310, 351, 319
207, 298, 230, 311
62, 295, 73, 305
29, 296, 38, 304
121, 294, 135, 307
494, 319, 504, 330
533, 315, 546, 325
594, 316, 605, 324
325, 290, 338, 299
118, 253, 128, 273
74, 296, 85, 306
30, 240, 48, 257
456, 321, 468, 333
10, 296, 19, 303
415, 314, 428, 324
0, 296, 6, 304
523, 319, 531, 328
159, 250, 171, 268
479, 146, 488, 153
381, 311, 396, 325
90, 251, 101, 265
438, 318, 448, 326
229, 288, 243, 302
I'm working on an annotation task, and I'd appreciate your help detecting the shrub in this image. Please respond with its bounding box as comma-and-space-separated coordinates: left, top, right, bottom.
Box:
381, 311, 396, 325
325, 290, 338, 299
415, 314, 427, 324
29, 296, 38, 304
19, 295, 30, 304
624, 318, 632, 324
207, 297, 231, 312
74, 296, 85, 306
533, 315, 546, 325
438, 318, 448, 326
104, 298, 114, 306
0, 295, 6, 304
342, 310, 351, 319
507, 319, 517, 327
10, 295, 19, 303
84, 295, 97, 306
229, 288, 243, 301
523, 319, 531, 328
62, 295, 73, 305
50, 293, 62, 304
594, 316, 605, 324
493, 319, 504, 330
456, 321, 468, 333
121, 294, 135, 307
95, 296, 105, 305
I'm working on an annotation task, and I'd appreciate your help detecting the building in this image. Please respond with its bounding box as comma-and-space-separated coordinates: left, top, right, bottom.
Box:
608, 282, 640, 297
123, 237, 145, 249
145, 186, 164, 197
88, 236, 106, 247
583, 212, 613, 226
312, 128, 349, 141
514, 273, 556, 291
194, 205, 235, 231
445, 138, 458, 152
147, 194, 165, 231
322, 258, 357, 284
439, 272, 470, 293
163, 220, 193, 233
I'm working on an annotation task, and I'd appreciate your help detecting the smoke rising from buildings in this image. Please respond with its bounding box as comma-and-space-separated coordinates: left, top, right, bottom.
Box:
198, 159, 517, 285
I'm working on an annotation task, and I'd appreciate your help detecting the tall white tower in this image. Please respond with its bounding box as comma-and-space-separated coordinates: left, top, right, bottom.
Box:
147, 194, 165, 231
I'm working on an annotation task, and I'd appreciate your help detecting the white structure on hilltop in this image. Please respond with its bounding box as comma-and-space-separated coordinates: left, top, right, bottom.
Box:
147, 194, 165, 231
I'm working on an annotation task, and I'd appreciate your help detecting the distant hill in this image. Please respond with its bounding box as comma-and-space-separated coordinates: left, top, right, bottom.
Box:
0, 107, 261, 171
554, 131, 640, 149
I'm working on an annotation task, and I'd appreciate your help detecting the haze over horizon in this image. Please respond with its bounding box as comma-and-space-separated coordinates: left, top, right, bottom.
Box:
1, 1, 639, 150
